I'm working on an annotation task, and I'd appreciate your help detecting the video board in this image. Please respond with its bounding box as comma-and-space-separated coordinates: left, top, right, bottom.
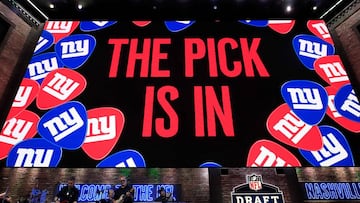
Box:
1, 20, 359, 167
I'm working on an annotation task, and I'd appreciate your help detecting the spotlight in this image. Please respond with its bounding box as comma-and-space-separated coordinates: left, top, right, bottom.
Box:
286, 5, 292, 12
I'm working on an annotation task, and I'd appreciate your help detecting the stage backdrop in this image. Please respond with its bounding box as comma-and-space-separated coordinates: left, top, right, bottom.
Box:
1, 20, 360, 167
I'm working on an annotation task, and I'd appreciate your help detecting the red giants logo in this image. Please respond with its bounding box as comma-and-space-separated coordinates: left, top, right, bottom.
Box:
7, 78, 40, 119
267, 103, 323, 150
247, 139, 301, 167
0, 110, 39, 160
37, 68, 86, 110
314, 55, 350, 87
307, 20, 334, 45
82, 107, 125, 160
44, 21, 80, 43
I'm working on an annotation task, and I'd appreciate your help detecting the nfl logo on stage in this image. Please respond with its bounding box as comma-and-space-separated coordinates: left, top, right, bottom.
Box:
248, 174, 262, 191
231, 173, 285, 203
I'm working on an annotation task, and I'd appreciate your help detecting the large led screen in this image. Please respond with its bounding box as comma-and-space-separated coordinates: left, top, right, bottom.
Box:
1, 20, 360, 167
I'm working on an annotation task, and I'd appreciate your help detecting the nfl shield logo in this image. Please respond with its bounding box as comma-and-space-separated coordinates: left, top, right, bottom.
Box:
248, 174, 262, 191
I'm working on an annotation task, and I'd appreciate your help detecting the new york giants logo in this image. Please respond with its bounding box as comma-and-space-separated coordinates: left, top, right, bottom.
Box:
43, 72, 79, 100
267, 103, 323, 150
0, 110, 39, 160
281, 80, 328, 125
325, 86, 360, 133
334, 84, 360, 122
25, 52, 63, 84
1, 118, 33, 145
13, 86, 33, 108
37, 68, 87, 110
33, 30, 54, 55
307, 20, 334, 45
80, 21, 117, 32
273, 111, 312, 144
239, 20, 268, 27
199, 162, 222, 168
6, 138, 62, 167
7, 78, 40, 119
38, 101, 87, 150
299, 125, 354, 166
292, 34, 335, 70
86, 115, 117, 142
314, 55, 349, 87
268, 20, 295, 34
164, 21, 195, 32
247, 140, 301, 167
44, 21, 79, 43
55, 34, 96, 69
45, 21, 74, 33
132, 21, 152, 27
82, 107, 125, 160
96, 149, 146, 167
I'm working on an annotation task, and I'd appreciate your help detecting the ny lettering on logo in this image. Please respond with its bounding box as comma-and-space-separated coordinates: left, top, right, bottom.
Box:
176, 20, 192, 24
287, 88, 323, 110
319, 62, 349, 83
43, 72, 80, 100
273, 111, 312, 144
92, 21, 109, 26
12, 86, 33, 108
252, 146, 291, 167
298, 39, 328, 59
14, 148, 54, 167
85, 115, 116, 143
35, 36, 49, 53
42, 107, 84, 142
115, 157, 136, 167
269, 20, 293, 24
340, 90, 360, 118
46, 21, 73, 33
0, 118, 33, 145
28, 57, 59, 81
328, 95, 342, 118
311, 133, 348, 166
60, 39, 89, 58
311, 23, 331, 39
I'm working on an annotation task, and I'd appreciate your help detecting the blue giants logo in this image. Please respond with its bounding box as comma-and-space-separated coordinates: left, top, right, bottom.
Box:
6, 138, 62, 167
38, 101, 87, 150
334, 84, 360, 122
25, 52, 63, 84
299, 125, 354, 166
231, 174, 284, 203
96, 149, 146, 167
164, 21, 195, 32
199, 162, 222, 167
55, 34, 96, 69
239, 20, 269, 27
33, 30, 54, 55
80, 21, 117, 32
293, 34, 335, 70
281, 80, 328, 125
